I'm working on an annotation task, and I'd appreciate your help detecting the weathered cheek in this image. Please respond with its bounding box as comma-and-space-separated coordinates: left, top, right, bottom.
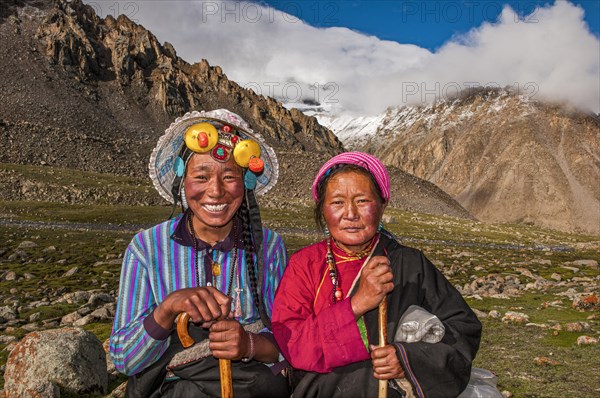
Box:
361, 204, 380, 218
323, 207, 341, 225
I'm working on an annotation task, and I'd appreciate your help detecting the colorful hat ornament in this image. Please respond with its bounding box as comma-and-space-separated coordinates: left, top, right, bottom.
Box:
149, 109, 279, 204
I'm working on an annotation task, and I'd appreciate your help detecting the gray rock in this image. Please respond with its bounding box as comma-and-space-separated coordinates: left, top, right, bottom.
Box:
502, 311, 529, 323
0, 306, 17, 321
17, 241, 38, 249
73, 314, 96, 326
4, 271, 17, 281
60, 311, 82, 325
0, 335, 17, 344
572, 259, 598, 268
21, 323, 40, 332
3, 328, 107, 397
54, 290, 92, 304
29, 312, 41, 322
90, 306, 112, 320
88, 293, 114, 307
62, 267, 79, 277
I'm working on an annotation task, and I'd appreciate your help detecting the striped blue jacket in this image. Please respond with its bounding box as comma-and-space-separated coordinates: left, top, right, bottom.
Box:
109, 213, 287, 375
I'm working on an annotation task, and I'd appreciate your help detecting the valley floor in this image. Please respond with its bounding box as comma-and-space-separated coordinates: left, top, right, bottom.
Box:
0, 202, 598, 397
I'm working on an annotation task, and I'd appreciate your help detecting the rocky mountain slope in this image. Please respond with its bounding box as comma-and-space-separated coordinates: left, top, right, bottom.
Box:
319, 89, 600, 235
0, 0, 340, 175
0, 0, 472, 219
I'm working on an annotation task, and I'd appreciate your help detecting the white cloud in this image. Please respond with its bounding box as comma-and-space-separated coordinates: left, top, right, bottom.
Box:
88, 0, 599, 115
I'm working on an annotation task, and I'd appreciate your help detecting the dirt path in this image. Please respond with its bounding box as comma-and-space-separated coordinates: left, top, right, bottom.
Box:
0, 218, 574, 252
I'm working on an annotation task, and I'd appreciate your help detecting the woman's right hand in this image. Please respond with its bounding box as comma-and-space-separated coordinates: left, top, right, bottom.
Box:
350, 255, 394, 318
154, 286, 232, 329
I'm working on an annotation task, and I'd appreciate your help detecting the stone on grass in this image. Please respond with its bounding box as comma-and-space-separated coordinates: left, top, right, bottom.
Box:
572, 294, 599, 310
572, 259, 598, 268
576, 336, 598, 345
88, 292, 114, 307
60, 311, 82, 325
533, 356, 559, 366
0, 335, 17, 344
4, 271, 18, 281
62, 267, 79, 277
0, 306, 17, 321
17, 241, 38, 249
502, 311, 529, 324
3, 328, 107, 398
565, 322, 590, 332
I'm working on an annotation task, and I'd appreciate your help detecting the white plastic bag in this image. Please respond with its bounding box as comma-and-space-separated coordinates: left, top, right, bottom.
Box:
394, 305, 445, 343
457, 368, 503, 398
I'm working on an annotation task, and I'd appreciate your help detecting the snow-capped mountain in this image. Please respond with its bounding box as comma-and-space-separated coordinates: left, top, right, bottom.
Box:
315, 88, 600, 235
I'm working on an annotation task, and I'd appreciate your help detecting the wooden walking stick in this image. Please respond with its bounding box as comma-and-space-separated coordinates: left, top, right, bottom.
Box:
378, 298, 388, 398
177, 312, 234, 398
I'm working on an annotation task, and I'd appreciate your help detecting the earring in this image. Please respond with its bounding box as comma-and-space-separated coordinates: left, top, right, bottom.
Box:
378, 220, 384, 232
324, 225, 330, 237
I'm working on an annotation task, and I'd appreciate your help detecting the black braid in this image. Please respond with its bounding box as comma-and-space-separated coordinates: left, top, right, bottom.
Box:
238, 196, 261, 313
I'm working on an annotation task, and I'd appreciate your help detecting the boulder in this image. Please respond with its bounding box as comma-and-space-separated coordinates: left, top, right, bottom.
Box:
502, 311, 529, 324
3, 328, 107, 397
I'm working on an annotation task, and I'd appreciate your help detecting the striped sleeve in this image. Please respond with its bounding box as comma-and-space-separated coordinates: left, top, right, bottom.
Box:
262, 229, 288, 319
108, 235, 170, 375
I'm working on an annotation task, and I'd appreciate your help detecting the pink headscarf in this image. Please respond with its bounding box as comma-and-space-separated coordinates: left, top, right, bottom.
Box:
311, 151, 391, 202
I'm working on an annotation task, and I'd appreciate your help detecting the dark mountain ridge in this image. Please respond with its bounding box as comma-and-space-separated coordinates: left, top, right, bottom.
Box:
0, 0, 472, 219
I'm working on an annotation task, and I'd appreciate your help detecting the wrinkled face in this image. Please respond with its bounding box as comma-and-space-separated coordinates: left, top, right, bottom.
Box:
322, 171, 386, 253
183, 152, 244, 230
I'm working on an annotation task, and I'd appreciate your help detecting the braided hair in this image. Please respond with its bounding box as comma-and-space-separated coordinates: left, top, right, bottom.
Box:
237, 193, 261, 313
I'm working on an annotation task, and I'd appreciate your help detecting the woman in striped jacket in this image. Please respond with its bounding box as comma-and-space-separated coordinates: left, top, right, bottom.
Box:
109, 109, 289, 397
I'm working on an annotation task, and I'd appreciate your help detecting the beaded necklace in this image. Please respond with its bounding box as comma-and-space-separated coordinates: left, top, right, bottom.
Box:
326, 235, 378, 304
188, 214, 238, 296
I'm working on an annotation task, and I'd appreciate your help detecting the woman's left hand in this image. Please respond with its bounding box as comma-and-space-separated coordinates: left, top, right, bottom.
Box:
370, 344, 405, 380
208, 319, 249, 360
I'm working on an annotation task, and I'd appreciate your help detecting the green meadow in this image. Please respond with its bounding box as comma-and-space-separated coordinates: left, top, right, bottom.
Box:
0, 164, 598, 397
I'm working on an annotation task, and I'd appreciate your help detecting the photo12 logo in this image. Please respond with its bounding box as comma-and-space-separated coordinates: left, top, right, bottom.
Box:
244, 81, 340, 104
199, 1, 340, 24
85, 1, 140, 22
400, 1, 539, 24
401, 81, 539, 103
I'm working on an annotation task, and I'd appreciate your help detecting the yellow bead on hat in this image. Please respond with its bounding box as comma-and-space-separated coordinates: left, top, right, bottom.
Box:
233, 139, 261, 168
184, 122, 219, 153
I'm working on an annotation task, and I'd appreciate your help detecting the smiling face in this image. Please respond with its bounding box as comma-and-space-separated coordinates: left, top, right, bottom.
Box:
183, 152, 244, 238
322, 170, 386, 253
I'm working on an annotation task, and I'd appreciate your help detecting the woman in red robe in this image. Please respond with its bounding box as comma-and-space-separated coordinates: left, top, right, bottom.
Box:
272, 152, 482, 398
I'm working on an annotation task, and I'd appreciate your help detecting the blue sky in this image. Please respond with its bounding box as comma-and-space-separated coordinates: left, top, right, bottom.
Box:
90, 0, 600, 114
258, 0, 600, 50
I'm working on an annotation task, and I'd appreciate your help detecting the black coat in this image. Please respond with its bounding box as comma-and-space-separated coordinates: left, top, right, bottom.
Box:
293, 232, 482, 398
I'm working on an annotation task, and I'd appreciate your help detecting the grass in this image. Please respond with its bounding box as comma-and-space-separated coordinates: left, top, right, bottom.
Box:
1, 193, 599, 396
0, 162, 152, 195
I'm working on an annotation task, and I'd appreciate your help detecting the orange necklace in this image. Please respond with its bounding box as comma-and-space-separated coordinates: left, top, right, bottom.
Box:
326, 236, 378, 303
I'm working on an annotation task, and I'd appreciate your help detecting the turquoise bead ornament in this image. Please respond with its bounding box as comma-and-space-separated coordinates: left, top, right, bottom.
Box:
244, 170, 258, 190
174, 156, 185, 177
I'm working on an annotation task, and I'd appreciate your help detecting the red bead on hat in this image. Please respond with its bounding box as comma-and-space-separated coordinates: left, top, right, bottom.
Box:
248, 157, 264, 173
